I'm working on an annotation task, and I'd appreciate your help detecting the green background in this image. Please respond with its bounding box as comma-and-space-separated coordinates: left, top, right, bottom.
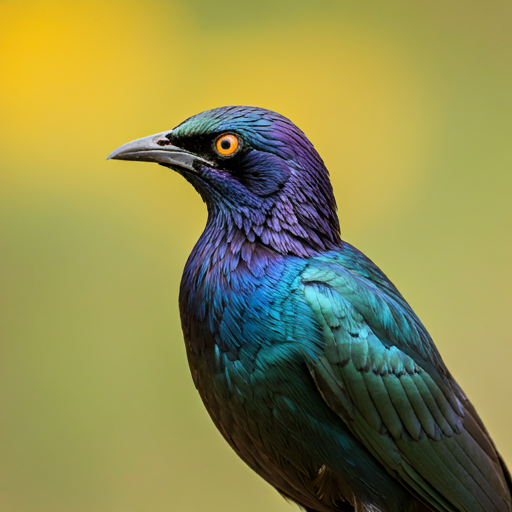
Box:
1, 1, 511, 511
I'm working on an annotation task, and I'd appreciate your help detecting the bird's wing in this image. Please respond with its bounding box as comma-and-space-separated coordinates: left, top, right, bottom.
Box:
299, 258, 511, 512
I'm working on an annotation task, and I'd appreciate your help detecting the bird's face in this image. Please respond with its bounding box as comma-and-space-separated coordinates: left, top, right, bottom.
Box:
110, 106, 324, 207
109, 106, 341, 254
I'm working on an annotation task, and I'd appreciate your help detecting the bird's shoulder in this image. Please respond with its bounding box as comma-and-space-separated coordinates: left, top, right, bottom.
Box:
298, 241, 447, 372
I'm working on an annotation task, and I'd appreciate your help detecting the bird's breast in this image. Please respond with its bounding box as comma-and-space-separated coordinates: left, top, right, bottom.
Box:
179, 239, 305, 356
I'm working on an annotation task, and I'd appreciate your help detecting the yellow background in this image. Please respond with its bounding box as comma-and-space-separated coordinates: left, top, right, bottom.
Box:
1, 1, 511, 511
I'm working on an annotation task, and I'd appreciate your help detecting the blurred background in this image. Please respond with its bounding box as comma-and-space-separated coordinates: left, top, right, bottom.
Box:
1, 1, 511, 511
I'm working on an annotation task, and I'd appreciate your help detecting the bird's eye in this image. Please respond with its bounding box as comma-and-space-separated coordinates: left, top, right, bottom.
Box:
215, 134, 239, 156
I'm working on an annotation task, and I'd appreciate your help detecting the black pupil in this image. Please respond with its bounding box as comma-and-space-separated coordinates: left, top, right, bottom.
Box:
220, 139, 231, 150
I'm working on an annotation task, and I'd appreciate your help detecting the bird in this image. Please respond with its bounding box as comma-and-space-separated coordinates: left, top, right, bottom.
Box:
108, 106, 511, 512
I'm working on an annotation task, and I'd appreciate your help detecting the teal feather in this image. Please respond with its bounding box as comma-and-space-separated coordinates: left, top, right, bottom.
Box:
302, 249, 510, 512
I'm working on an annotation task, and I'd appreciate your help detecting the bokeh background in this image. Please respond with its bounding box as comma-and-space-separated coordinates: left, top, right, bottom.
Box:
1, 1, 512, 511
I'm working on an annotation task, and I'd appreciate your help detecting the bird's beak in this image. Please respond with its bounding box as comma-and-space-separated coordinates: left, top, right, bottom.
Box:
107, 131, 210, 173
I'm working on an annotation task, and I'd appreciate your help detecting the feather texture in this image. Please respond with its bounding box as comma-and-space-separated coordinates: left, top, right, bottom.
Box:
111, 106, 511, 512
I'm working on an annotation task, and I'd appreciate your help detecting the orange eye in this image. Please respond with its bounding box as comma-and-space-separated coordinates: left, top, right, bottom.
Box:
216, 134, 239, 156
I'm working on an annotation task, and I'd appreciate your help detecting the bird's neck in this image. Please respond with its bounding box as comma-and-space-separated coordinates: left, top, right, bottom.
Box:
179, 204, 340, 355
183, 209, 283, 287
179, 212, 284, 356
202, 192, 342, 259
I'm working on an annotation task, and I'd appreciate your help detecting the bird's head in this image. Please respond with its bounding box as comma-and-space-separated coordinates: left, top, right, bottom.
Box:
108, 106, 341, 256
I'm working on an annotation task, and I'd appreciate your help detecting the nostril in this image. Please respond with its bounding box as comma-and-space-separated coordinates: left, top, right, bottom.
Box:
156, 136, 172, 146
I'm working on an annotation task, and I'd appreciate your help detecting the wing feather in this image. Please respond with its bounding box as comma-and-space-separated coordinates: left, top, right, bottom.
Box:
300, 262, 511, 512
